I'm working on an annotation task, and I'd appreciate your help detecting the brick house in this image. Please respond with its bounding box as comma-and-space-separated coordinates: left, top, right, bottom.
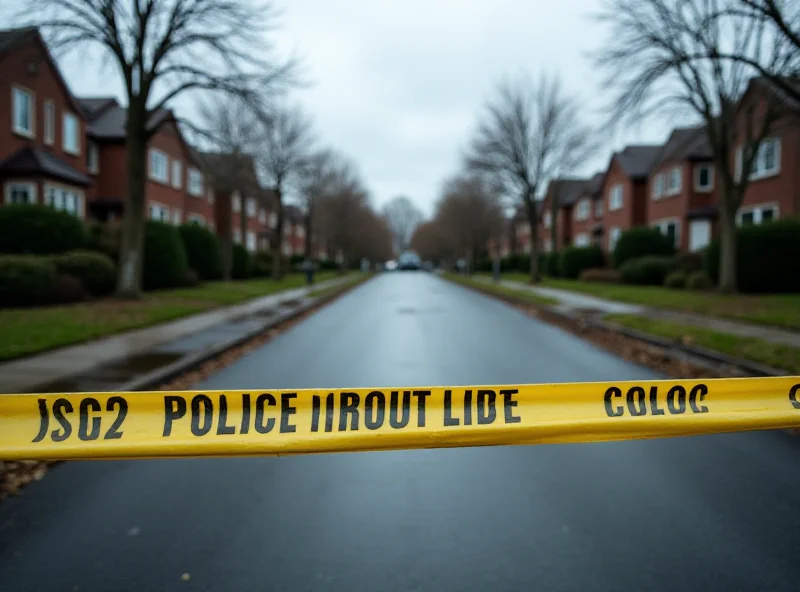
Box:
598, 145, 661, 252
282, 204, 306, 257
645, 126, 718, 252
79, 97, 212, 226
0, 28, 91, 217
568, 172, 605, 248
541, 178, 594, 251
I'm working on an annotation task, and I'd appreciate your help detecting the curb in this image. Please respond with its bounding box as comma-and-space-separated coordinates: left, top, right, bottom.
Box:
119, 277, 369, 391
445, 276, 788, 377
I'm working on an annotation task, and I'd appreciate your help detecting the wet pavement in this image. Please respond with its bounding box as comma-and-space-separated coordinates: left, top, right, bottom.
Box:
1, 272, 799, 591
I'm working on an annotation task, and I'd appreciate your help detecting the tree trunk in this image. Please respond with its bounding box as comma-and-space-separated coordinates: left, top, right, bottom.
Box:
550, 198, 559, 253
304, 203, 313, 258
115, 124, 147, 299
271, 187, 284, 280
219, 193, 233, 281
718, 203, 738, 293
526, 195, 540, 284
239, 191, 249, 255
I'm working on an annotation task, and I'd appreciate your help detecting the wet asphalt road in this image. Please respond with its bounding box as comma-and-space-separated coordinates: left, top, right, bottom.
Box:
2, 273, 800, 592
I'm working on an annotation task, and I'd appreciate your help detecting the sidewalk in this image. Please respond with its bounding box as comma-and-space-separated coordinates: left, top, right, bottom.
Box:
475, 277, 800, 349
0, 276, 351, 394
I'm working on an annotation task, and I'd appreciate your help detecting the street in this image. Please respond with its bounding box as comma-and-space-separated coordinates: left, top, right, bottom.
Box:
1, 273, 799, 592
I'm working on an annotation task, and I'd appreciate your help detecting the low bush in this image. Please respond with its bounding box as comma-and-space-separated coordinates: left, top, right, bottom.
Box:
290, 254, 306, 268
673, 251, 704, 273
53, 250, 116, 297
0, 205, 86, 255
579, 268, 622, 283
517, 254, 531, 274
143, 221, 188, 290
182, 268, 200, 287
613, 226, 674, 268
705, 218, 800, 293
560, 246, 605, 280
620, 256, 675, 286
86, 221, 121, 261
50, 273, 87, 303
687, 270, 714, 291
319, 259, 339, 271
664, 270, 687, 289
0, 255, 56, 306
232, 244, 252, 279
252, 251, 272, 278
545, 251, 561, 277
179, 224, 221, 280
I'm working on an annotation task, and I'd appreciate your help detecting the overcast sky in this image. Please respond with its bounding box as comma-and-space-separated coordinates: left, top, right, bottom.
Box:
54, 0, 684, 217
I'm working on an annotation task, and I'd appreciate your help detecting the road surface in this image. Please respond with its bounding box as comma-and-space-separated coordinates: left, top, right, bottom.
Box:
2, 273, 799, 591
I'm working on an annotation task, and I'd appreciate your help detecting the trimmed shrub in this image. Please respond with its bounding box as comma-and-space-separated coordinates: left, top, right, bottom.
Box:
182, 268, 200, 287
613, 226, 674, 268
0, 205, 86, 255
252, 251, 272, 278
517, 254, 531, 274
179, 224, 221, 280
0, 255, 56, 306
673, 251, 704, 273
290, 254, 305, 268
86, 221, 121, 261
560, 246, 605, 280
664, 270, 687, 289
545, 251, 561, 277
620, 256, 675, 286
687, 270, 714, 291
53, 250, 116, 297
501, 254, 521, 272
319, 258, 339, 271
705, 219, 800, 293
50, 273, 87, 303
579, 268, 622, 283
143, 221, 188, 290
232, 244, 252, 279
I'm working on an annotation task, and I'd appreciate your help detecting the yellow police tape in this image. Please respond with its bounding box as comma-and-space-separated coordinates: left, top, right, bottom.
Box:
1, 377, 799, 460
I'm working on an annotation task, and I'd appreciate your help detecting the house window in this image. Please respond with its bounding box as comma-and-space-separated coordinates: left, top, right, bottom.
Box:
148, 202, 170, 222
45, 186, 82, 217
63, 113, 80, 155
5, 182, 36, 205
246, 231, 256, 252
694, 164, 713, 191
667, 167, 681, 195
595, 199, 603, 217
283, 241, 292, 256
187, 213, 206, 226
575, 200, 590, 221
12, 86, 34, 136
246, 198, 256, 217
737, 203, 779, 226
574, 233, 590, 247
609, 185, 623, 211
232, 193, 241, 212
258, 208, 266, 224
737, 138, 782, 181
297, 225, 305, 239
652, 173, 665, 199
172, 209, 182, 225
188, 168, 203, 196
609, 227, 621, 250
172, 161, 183, 189
88, 142, 99, 174
44, 100, 55, 145
233, 228, 242, 243
269, 212, 277, 228
654, 219, 681, 248
543, 211, 552, 228
149, 150, 169, 183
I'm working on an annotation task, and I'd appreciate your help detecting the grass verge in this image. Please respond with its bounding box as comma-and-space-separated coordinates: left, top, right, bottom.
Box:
447, 273, 559, 306
606, 313, 800, 373
0, 272, 345, 361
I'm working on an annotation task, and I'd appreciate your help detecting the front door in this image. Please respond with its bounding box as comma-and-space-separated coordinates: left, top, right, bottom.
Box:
689, 220, 711, 252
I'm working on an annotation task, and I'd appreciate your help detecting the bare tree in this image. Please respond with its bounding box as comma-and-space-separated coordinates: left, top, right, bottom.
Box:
255, 104, 315, 279
466, 74, 594, 282
19, 0, 295, 297
298, 148, 338, 258
197, 96, 261, 280
382, 196, 423, 254
595, 0, 788, 292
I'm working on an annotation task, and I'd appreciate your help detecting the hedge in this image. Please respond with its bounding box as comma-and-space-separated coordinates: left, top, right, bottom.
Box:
143, 221, 189, 290
545, 251, 560, 277
179, 224, 221, 280
319, 259, 339, 271
0, 255, 57, 306
705, 218, 800, 293
86, 221, 121, 261
620, 256, 675, 286
687, 270, 713, 291
664, 270, 687, 289
0, 205, 86, 255
613, 226, 674, 268
53, 250, 116, 296
559, 246, 605, 279
232, 244, 252, 279
579, 268, 621, 283
252, 251, 272, 278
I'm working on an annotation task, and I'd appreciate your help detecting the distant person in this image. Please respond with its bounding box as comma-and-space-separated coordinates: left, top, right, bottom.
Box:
302, 258, 316, 285
492, 257, 501, 283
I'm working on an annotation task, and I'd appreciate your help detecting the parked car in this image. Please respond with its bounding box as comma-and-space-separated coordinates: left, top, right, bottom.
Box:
398, 251, 422, 270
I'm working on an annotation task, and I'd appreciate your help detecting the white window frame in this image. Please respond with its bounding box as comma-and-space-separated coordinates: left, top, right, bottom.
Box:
736, 138, 782, 182
12, 85, 35, 138
233, 228, 242, 244
269, 212, 277, 228
246, 231, 257, 252
44, 184, 84, 217
44, 100, 55, 145
4, 181, 37, 205
609, 184, 623, 211
149, 149, 169, 183
594, 199, 603, 218
232, 191, 241, 212
62, 112, 81, 155
172, 161, 183, 189
188, 167, 203, 196
666, 166, 682, 196
258, 208, 266, 224
609, 227, 621, 251
543, 211, 552, 228
246, 198, 256, 218
575, 200, 590, 221
148, 202, 170, 222
88, 142, 99, 174
736, 202, 779, 226
297, 225, 305, 239
694, 164, 714, 192
652, 217, 681, 248
574, 233, 590, 247
652, 173, 665, 199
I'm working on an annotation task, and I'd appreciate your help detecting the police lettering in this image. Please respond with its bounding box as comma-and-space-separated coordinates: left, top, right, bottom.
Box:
309, 390, 430, 432
33, 396, 128, 443
790, 384, 800, 410
604, 384, 708, 417
443, 388, 521, 426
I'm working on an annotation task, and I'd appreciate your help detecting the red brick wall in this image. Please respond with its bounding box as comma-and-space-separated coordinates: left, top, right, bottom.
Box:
599, 158, 635, 250
146, 120, 189, 219
571, 196, 596, 246
91, 142, 126, 202
647, 161, 689, 249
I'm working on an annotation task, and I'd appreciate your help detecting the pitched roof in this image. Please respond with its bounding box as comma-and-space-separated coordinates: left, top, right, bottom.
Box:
547, 178, 590, 207
0, 27, 37, 54
79, 98, 172, 139
78, 97, 118, 119
0, 147, 90, 186
614, 145, 661, 179
198, 151, 261, 196
284, 204, 304, 223
650, 126, 712, 170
